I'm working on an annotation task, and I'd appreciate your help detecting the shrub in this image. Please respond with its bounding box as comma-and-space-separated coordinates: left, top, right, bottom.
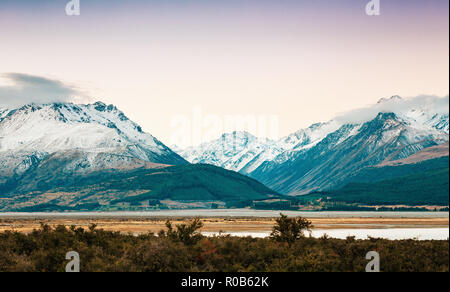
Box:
270, 214, 312, 243
164, 218, 204, 246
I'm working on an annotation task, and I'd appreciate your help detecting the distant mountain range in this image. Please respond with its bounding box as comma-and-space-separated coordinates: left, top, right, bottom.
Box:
0, 102, 278, 211
178, 96, 449, 196
1, 95, 448, 211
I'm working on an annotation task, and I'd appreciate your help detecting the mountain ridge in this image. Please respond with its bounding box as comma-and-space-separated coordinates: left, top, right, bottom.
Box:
0, 101, 188, 182
175, 96, 449, 195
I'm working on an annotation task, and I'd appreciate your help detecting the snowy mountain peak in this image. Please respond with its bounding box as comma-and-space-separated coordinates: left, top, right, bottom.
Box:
0, 102, 150, 151
0, 101, 187, 178
377, 95, 403, 104
279, 120, 342, 152
221, 131, 256, 142
179, 131, 279, 173
219, 131, 274, 147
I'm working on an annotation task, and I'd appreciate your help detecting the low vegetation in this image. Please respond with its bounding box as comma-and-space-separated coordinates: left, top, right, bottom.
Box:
270, 214, 312, 243
163, 218, 204, 246
0, 216, 448, 272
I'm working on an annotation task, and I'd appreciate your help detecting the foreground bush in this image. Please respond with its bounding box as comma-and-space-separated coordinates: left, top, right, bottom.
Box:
0, 224, 448, 272
270, 214, 313, 243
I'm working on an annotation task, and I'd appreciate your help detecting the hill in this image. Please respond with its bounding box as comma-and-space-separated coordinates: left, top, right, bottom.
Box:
345, 156, 449, 184
296, 157, 449, 208
0, 164, 280, 212
330, 167, 449, 206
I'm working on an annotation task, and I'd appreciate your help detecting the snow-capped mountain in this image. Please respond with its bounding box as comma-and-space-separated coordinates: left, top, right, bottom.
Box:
268, 121, 343, 165
278, 121, 342, 152
252, 112, 448, 195
377, 95, 449, 133
178, 122, 343, 174
0, 102, 187, 181
175, 96, 449, 195
179, 131, 282, 174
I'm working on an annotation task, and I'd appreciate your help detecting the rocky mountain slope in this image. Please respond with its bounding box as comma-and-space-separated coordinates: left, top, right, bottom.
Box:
177, 96, 449, 195
253, 112, 448, 194
379, 142, 449, 166
179, 131, 282, 174
179, 122, 343, 175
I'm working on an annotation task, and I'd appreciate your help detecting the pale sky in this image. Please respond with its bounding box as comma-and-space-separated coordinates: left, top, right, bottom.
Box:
0, 0, 448, 147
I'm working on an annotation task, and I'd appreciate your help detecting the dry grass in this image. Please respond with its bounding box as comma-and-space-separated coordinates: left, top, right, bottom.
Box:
1, 217, 448, 234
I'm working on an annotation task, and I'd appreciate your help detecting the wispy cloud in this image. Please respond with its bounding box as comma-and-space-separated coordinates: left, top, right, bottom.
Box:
335, 95, 450, 125
0, 73, 89, 108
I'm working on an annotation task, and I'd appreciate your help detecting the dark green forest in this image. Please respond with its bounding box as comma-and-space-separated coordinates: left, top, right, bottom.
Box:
346, 156, 449, 184
295, 157, 450, 208
1, 164, 280, 212
330, 168, 449, 205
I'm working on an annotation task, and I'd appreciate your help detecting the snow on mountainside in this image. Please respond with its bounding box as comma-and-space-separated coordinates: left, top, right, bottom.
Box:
179, 131, 282, 174
0, 102, 187, 180
178, 122, 343, 174
377, 96, 449, 134
278, 121, 341, 152
0, 109, 8, 120
175, 95, 449, 194
270, 121, 343, 165
251, 112, 449, 195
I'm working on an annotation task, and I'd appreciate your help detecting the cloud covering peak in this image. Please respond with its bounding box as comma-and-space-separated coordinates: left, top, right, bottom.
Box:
0, 73, 89, 108
334, 94, 449, 125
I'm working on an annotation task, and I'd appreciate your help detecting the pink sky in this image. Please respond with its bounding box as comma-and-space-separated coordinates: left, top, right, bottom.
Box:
0, 0, 448, 146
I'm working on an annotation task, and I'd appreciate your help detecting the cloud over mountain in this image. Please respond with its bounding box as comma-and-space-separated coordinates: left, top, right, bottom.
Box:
0, 73, 89, 108
334, 95, 449, 125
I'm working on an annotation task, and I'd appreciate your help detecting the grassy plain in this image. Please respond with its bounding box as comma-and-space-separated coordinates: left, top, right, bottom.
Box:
1, 217, 448, 234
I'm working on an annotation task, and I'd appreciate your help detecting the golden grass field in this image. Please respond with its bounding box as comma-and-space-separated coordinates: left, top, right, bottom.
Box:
1, 217, 448, 234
